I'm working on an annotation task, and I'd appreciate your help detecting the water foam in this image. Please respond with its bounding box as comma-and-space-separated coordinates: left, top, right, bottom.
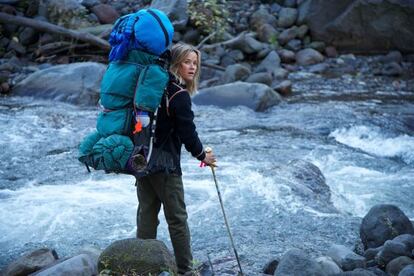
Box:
330, 125, 414, 164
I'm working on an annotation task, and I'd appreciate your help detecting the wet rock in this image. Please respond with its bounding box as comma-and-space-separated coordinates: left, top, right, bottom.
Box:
151, 0, 188, 31
328, 244, 366, 271
257, 23, 279, 43
325, 46, 338, 58
297, 0, 414, 53
315, 256, 343, 275
364, 246, 383, 261
385, 256, 414, 276
255, 51, 281, 74
275, 249, 328, 276
245, 72, 273, 86
278, 7, 298, 28
379, 51, 403, 64
262, 259, 278, 275
360, 204, 414, 250
399, 264, 414, 276
273, 80, 292, 95
296, 48, 324, 66
278, 49, 296, 63
278, 26, 299, 45
98, 238, 176, 275
32, 254, 97, 276
249, 5, 277, 32
393, 234, 414, 251
220, 64, 251, 84
381, 62, 403, 76
285, 39, 302, 52
376, 240, 412, 266
13, 62, 106, 106
5, 248, 58, 276
91, 4, 119, 24
193, 81, 282, 112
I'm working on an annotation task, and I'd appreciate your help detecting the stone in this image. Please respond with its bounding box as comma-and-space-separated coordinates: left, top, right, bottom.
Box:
193, 81, 282, 112
0, 82, 10, 94
327, 244, 366, 271
228, 50, 244, 62
12, 62, 106, 106
399, 264, 414, 276
7, 39, 26, 55
255, 51, 281, 75
278, 7, 298, 28
19, 27, 38, 46
229, 35, 265, 55
379, 51, 403, 64
91, 4, 119, 24
245, 72, 273, 86
32, 254, 97, 276
278, 49, 296, 63
360, 204, 414, 250
364, 246, 383, 261
5, 248, 58, 276
275, 249, 328, 276
46, 0, 93, 29
334, 268, 377, 275
376, 240, 412, 266
258, 23, 279, 43
381, 62, 403, 76
325, 46, 338, 58
98, 238, 176, 275
296, 48, 324, 65
249, 5, 277, 32
385, 256, 414, 276
262, 259, 278, 275
151, 0, 188, 31
81, 0, 100, 9
284, 0, 297, 7
308, 63, 329, 74
285, 39, 302, 52
315, 256, 342, 275
220, 64, 251, 84
278, 26, 299, 45
272, 68, 289, 79
182, 29, 200, 45
308, 41, 326, 53
297, 0, 414, 53
296, 24, 309, 39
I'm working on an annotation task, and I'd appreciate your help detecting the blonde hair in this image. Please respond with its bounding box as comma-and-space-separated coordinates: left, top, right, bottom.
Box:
170, 43, 201, 95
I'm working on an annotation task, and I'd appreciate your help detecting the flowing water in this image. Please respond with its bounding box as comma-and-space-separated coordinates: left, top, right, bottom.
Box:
0, 72, 413, 274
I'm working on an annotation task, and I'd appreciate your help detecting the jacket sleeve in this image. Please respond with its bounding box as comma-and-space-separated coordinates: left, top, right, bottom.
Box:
169, 91, 206, 161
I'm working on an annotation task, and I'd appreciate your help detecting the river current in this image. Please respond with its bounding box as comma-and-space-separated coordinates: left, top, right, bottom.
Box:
0, 72, 413, 274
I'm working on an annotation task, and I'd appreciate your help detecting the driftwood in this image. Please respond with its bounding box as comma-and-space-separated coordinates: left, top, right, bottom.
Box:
198, 31, 248, 51
0, 12, 110, 50
37, 42, 91, 56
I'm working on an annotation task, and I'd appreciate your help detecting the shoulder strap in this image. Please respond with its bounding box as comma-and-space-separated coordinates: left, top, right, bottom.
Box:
166, 83, 187, 117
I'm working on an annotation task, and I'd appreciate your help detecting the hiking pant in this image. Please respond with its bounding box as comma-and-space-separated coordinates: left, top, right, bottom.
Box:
136, 172, 193, 274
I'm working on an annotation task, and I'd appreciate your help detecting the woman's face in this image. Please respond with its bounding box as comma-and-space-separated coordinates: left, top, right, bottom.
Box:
178, 51, 198, 84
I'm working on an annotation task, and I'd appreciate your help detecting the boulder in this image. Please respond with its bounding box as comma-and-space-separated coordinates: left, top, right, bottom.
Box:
308, 41, 326, 53
385, 256, 414, 276
296, 48, 324, 65
325, 46, 338, 58
255, 51, 281, 75
98, 238, 176, 275
278, 7, 298, 28
380, 62, 403, 76
278, 49, 296, 63
262, 259, 279, 275
5, 248, 58, 276
376, 240, 412, 266
19, 27, 38, 46
258, 23, 279, 43
245, 72, 273, 86
91, 4, 119, 24
249, 5, 277, 32
333, 268, 377, 275
297, 0, 414, 53
278, 26, 299, 45
286, 39, 302, 52
360, 205, 414, 250
364, 246, 383, 261
151, 0, 188, 31
228, 35, 265, 55
220, 64, 251, 84
315, 256, 343, 275
12, 62, 106, 106
327, 244, 366, 271
296, 24, 309, 39
399, 264, 414, 276
379, 51, 403, 64
273, 80, 292, 95
46, 0, 93, 29
32, 254, 97, 276
274, 249, 328, 276
193, 81, 282, 112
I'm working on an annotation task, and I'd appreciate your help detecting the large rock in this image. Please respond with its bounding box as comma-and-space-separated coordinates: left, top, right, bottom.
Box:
151, 0, 188, 31
220, 64, 251, 84
385, 256, 414, 276
274, 249, 328, 276
32, 254, 97, 276
315, 256, 342, 275
91, 4, 119, 24
297, 0, 414, 53
360, 205, 414, 250
399, 264, 414, 276
296, 48, 324, 65
278, 7, 298, 28
12, 62, 106, 106
327, 244, 366, 271
376, 238, 413, 266
255, 51, 281, 75
193, 81, 282, 112
98, 238, 176, 275
249, 5, 277, 32
46, 0, 94, 29
5, 248, 58, 276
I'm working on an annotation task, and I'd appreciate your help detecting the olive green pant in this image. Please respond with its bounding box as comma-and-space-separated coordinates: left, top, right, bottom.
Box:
136, 173, 192, 274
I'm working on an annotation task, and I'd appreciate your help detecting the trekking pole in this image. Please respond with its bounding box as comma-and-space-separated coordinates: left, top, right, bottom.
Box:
205, 148, 244, 276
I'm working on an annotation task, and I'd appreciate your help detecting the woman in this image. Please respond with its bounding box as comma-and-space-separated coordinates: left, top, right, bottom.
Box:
136, 43, 216, 275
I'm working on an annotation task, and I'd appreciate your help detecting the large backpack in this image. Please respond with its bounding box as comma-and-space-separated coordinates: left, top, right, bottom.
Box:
78, 9, 174, 176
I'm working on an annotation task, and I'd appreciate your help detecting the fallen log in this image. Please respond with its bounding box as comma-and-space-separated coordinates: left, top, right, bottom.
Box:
0, 12, 110, 51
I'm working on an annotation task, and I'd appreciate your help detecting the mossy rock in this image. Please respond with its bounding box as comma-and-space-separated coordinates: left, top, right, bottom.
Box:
98, 238, 176, 275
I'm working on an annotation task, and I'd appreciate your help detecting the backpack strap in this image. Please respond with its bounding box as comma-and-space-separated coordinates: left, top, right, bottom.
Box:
166, 83, 187, 117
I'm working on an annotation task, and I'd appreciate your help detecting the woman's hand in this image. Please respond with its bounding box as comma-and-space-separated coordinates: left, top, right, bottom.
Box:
203, 151, 217, 167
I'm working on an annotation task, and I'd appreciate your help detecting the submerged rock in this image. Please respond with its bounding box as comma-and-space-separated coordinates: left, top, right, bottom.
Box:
5, 248, 58, 276
32, 254, 97, 276
327, 244, 366, 271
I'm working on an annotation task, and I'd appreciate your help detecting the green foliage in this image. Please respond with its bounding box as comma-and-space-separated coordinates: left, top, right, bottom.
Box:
269, 33, 279, 49
188, 0, 230, 40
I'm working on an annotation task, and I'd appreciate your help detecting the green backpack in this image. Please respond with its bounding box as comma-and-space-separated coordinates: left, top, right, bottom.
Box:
78, 50, 169, 174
